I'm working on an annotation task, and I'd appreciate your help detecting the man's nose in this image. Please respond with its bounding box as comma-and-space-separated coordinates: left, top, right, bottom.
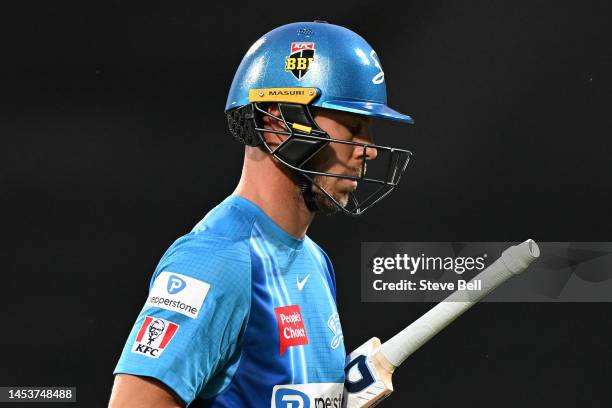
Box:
354, 133, 378, 161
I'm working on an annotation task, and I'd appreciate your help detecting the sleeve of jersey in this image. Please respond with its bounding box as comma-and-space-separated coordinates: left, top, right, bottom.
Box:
113, 234, 251, 405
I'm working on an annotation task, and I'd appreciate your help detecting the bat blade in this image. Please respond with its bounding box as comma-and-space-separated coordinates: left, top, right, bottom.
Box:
343, 239, 540, 407
343, 337, 394, 408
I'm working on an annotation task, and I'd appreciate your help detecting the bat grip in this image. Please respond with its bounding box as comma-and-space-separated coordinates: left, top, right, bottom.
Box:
379, 239, 539, 368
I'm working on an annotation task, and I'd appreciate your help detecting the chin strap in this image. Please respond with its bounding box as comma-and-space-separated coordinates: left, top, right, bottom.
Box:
298, 175, 320, 213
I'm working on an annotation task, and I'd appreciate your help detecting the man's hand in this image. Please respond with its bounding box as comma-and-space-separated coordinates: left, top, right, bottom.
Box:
108, 374, 184, 408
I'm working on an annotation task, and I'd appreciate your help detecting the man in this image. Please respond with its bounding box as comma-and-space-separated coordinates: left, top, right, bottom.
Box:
109, 21, 413, 407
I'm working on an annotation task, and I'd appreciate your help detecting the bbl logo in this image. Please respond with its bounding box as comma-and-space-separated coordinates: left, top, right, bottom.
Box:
285, 42, 315, 80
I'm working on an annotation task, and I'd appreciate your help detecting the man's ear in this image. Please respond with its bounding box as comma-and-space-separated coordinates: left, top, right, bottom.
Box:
261, 105, 282, 128
260, 104, 287, 148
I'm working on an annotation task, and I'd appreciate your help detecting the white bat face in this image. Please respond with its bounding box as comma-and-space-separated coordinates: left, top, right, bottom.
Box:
343, 338, 394, 408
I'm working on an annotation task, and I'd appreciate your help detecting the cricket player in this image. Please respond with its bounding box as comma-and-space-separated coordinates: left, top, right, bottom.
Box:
109, 21, 413, 407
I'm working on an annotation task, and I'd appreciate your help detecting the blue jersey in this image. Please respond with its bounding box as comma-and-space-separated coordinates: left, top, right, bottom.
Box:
114, 195, 346, 407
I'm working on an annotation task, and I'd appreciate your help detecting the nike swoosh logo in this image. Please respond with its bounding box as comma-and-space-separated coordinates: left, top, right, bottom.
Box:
297, 274, 310, 291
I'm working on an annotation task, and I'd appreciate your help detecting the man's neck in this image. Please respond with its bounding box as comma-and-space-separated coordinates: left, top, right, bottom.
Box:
233, 151, 315, 240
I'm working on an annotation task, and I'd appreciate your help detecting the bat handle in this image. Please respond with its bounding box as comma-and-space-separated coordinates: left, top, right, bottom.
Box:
379, 239, 539, 368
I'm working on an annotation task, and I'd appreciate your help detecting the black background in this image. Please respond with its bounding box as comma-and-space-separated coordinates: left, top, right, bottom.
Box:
2, 0, 611, 406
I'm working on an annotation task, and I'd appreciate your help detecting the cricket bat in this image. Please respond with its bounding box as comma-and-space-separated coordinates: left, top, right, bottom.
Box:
343, 239, 540, 407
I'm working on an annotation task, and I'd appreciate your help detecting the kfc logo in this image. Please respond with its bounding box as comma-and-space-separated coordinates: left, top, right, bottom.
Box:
131, 316, 179, 358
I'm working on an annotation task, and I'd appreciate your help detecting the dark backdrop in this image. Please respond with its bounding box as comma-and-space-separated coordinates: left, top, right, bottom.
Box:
2, 1, 611, 407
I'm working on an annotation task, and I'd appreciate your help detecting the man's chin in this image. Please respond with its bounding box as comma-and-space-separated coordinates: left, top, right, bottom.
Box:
311, 190, 349, 215
308, 176, 353, 215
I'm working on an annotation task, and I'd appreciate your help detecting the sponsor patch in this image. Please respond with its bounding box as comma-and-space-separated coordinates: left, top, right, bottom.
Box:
131, 316, 179, 358
145, 272, 210, 318
285, 42, 315, 80
274, 305, 308, 355
271, 383, 344, 408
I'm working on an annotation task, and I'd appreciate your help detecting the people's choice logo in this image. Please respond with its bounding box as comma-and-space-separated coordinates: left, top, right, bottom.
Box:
131, 316, 179, 358
274, 305, 308, 356
327, 313, 343, 350
145, 272, 210, 318
370, 50, 385, 85
271, 384, 344, 408
167, 275, 186, 294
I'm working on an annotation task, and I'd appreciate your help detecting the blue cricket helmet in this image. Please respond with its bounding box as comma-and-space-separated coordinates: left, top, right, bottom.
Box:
225, 21, 414, 124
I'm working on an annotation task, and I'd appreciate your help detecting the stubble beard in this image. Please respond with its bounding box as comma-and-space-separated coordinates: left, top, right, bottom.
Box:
301, 151, 364, 215
309, 175, 349, 215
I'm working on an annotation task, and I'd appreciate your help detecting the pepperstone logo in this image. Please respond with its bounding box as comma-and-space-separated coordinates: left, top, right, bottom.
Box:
167, 275, 186, 294
274, 388, 310, 408
145, 272, 210, 318
271, 383, 344, 408
131, 316, 179, 358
